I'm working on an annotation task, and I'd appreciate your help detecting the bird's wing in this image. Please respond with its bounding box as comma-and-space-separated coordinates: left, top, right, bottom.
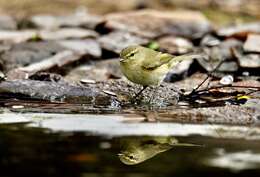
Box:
141, 53, 174, 70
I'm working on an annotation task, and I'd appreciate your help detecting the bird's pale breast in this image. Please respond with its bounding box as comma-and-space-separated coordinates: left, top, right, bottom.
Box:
120, 61, 168, 86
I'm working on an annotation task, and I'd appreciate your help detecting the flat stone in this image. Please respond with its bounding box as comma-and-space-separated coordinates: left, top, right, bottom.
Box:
0, 15, 17, 30
0, 80, 117, 106
235, 53, 260, 68
197, 39, 242, 72
200, 34, 221, 47
158, 105, 256, 125
0, 30, 37, 43
0, 41, 65, 72
31, 10, 103, 30
57, 39, 101, 57
243, 34, 260, 53
157, 36, 193, 54
217, 22, 260, 39
104, 9, 212, 39
98, 31, 149, 53
65, 58, 122, 83
39, 28, 98, 40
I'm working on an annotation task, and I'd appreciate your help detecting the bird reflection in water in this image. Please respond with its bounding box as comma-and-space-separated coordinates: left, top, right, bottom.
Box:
118, 136, 201, 165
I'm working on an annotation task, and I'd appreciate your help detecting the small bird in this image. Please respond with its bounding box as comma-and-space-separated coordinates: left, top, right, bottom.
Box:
119, 45, 200, 98
118, 136, 201, 165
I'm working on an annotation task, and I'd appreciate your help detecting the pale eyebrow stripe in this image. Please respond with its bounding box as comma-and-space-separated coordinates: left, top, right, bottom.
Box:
126, 49, 138, 57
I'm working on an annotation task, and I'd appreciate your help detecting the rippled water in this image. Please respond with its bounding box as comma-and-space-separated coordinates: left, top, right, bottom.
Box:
0, 112, 260, 177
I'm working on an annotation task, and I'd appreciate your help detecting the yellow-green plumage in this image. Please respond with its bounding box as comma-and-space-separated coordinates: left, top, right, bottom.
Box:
120, 45, 199, 86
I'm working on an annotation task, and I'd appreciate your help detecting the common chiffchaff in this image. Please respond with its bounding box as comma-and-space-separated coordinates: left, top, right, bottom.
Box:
119, 45, 200, 97
118, 136, 201, 165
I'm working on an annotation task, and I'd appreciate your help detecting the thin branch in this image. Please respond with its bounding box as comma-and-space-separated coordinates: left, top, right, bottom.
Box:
191, 60, 225, 94
195, 85, 260, 94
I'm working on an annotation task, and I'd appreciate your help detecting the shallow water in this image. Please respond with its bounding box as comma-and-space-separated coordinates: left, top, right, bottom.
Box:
0, 113, 260, 177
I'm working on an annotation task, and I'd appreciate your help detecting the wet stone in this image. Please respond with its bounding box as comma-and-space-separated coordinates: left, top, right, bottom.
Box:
0, 80, 118, 106
98, 31, 149, 53
158, 105, 256, 125
0, 79, 180, 108
83, 80, 180, 106
104, 9, 212, 39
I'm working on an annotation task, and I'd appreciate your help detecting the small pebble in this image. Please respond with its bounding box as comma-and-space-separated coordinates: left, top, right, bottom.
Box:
80, 79, 96, 84
12, 105, 24, 109
220, 75, 234, 85
103, 90, 117, 96
100, 142, 111, 149
242, 71, 250, 76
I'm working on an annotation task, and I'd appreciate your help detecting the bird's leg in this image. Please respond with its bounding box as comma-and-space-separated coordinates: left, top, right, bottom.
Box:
133, 86, 148, 100
148, 86, 159, 103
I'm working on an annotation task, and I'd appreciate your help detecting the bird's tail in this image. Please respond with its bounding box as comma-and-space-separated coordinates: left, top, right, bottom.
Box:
169, 54, 202, 68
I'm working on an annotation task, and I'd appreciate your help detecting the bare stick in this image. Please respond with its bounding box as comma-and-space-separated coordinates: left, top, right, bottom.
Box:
191, 60, 225, 93
133, 86, 148, 100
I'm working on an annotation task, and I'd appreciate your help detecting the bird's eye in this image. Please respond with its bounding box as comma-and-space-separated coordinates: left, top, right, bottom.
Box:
129, 53, 135, 57
129, 155, 134, 159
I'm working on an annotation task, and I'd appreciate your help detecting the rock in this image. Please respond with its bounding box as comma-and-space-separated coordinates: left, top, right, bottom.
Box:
0, 30, 37, 43
218, 61, 239, 72
6, 50, 84, 80
29, 72, 66, 83
104, 9, 212, 39
31, 10, 103, 30
57, 39, 101, 57
0, 79, 180, 108
220, 75, 234, 85
217, 22, 260, 39
157, 36, 193, 54
197, 39, 242, 72
200, 34, 221, 47
0, 80, 117, 106
98, 31, 149, 53
158, 105, 256, 125
0, 15, 17, 30
0, 40, 101, 73
174, 73, 210, 91
39, 28, 98, 40
243, 34, 260, 53
65, 58, 122, 83
0, 41, 65, 72
84, 80, 180, 106
233, 80, 260, 88
164, 59, 194, 82
233, 48, 260, 68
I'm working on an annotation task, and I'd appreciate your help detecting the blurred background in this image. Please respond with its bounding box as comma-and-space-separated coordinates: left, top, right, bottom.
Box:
0, 0, 259, 25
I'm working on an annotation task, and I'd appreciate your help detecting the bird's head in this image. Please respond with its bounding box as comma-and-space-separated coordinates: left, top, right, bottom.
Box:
118, 150, 144, 165
119, 45, 142, 63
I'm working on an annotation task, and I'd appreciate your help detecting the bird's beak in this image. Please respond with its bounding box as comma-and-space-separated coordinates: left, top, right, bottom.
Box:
119, 58, 126, 63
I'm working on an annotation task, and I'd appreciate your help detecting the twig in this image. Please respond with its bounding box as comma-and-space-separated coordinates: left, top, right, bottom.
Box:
195, 85, 260, 94
191, 60, 225, 94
